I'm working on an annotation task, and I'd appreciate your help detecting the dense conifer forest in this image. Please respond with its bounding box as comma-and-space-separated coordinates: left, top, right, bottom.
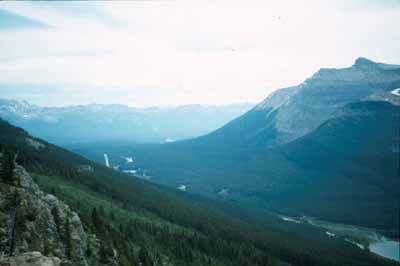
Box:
0, 118, 398, 266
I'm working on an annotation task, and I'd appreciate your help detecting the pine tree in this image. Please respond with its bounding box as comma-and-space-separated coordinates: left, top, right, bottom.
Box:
1, 150, 15, 183
99, 243, 108, 263
9, 191, 20, 257
85, 241, 92, 258
138, 247, 153, 266
52, 207, 61, 235
65, 213, 73, 259
91, 207, 99, 229
109, 208, 115, 221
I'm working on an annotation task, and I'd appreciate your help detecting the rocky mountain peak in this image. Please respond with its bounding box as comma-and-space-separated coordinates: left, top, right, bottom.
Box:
353, 57, 377, 67
353, 57, 400, 70
308, 57, 399, 84
244, 58, 400, 148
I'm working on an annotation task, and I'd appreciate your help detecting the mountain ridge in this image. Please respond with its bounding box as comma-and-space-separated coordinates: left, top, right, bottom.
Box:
74, 58, 400, 231
211, 57, 400, 147
0, 99, 253, 144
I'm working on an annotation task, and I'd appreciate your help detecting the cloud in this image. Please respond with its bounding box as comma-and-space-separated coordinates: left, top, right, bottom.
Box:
0, 1, 399, 107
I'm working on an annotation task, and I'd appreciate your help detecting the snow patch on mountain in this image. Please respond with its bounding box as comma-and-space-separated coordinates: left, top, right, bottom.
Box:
177, 184, 187, 191
124, 156, 134, 163
391, 88, 400, 96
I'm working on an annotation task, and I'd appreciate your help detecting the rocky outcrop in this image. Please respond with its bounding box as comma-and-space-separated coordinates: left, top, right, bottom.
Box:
0, 252, 61, 266
0, 161, 115, 266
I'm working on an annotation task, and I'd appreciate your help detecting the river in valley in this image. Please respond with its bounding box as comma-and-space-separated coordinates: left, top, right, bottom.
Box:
278, 215, 399, 262
369, 240, 399, 262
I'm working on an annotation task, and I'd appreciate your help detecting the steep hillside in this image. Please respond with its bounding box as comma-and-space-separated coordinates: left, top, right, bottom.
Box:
186, 57, 400, 149
0, 161, 116, 266
72, 99, 399, 230
0, 119, 397, 266
249, 101, 400, 229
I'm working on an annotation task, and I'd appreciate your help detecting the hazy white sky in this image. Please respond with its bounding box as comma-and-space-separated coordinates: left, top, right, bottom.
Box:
0, 0, 399, 107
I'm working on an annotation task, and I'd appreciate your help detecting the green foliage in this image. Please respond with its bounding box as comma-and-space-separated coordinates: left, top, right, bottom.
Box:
79, 101, 399, 230
99, 243, 108, 264
85, 241, 92, 258
0, 149, 15, 184
138, 247, 153, 266
51, 207, 62, 235
64, 212, 73, 259
0, 117, 398, 266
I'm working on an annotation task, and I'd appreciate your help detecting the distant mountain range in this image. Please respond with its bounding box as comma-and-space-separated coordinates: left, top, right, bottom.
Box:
69, 58, 400, 231
0, 100, 253, 144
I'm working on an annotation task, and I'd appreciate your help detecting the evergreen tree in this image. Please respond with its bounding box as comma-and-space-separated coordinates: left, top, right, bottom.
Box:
85, 241, 92, 258
138, 247, 153, 266
91, 207, 100, 230
52, 207, 61, 234
108, 208, 115, 221
99, 243, 108, 263
65, 213, 73, 259
1, 150, 15, 183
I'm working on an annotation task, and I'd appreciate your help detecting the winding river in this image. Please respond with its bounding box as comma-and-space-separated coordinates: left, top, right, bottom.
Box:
370, 240, 400, 262
278, 215, 400, 262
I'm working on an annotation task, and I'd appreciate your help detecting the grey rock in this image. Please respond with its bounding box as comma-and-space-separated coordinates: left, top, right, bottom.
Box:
255, 57, 400, 146
0, 164, 116, 266
0, 251, 61, 266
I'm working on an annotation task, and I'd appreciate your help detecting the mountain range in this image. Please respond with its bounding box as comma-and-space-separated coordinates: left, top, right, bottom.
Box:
68, 58, 400, 231
2, 118, 395, 266
1, 57, 399, 265
0, 100, 253, 144
188, 57, 400, 149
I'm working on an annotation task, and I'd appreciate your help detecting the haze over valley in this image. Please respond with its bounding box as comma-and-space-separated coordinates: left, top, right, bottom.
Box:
0, 100, 253, 144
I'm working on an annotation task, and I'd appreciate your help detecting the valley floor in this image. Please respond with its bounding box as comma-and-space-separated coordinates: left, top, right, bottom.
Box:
277, 214, 400, 262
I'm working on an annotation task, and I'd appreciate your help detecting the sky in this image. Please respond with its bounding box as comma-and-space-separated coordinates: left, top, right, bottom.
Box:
0, 0, 399, 107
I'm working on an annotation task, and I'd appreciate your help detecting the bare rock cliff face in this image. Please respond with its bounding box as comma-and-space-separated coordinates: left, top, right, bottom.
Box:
0, 161, 115, 266
0, 251, 61, 266
255, 58, 400, 145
